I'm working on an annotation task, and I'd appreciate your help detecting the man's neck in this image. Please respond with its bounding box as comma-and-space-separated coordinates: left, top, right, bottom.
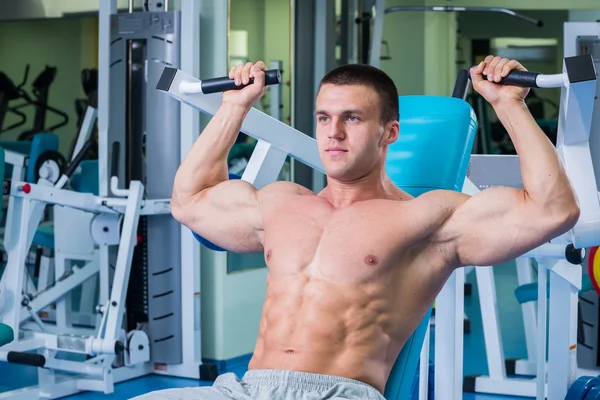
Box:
321, 170, 396, 208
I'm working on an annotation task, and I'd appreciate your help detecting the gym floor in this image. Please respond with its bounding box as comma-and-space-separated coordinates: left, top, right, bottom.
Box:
0, 261, 532, 399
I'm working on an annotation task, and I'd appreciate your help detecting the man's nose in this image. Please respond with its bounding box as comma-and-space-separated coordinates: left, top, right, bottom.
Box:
328, 119, 345, 140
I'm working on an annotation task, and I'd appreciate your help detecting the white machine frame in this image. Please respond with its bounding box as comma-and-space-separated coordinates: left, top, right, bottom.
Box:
159, 50, 598, 400
0, 174, 167, 399
0, 100, 175, 398
450, 22, 600, 400
0, 106, 99, 333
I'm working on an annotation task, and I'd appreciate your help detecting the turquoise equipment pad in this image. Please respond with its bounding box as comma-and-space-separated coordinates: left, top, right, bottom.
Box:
384, 95, 477, 399
0, 323, 13, 346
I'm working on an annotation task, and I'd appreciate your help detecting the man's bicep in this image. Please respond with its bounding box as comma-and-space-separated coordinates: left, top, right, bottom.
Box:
172, 180, 264, 253
433, 187, 553, 268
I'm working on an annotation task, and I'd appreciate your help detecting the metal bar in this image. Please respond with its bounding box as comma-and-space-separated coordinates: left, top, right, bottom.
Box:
156, 68, 325, 174
241, 140, 289, 189
369, 0, 386, 68
19, 262, 99, 323
102, 181, 144, 343
179, 0, 203, 373
434, 268, 464, 399
269, 60, 283, 121
547, 268, 580, 399
536, 266, 547, 400
475, 266, 506, 380
384, 6, 543, 27
71, 107, 98, 162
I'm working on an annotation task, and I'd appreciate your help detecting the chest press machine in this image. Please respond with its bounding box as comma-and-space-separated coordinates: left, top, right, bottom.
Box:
157, 63, 472, 399
158, 50, 599, 399
455, 24, 600, 400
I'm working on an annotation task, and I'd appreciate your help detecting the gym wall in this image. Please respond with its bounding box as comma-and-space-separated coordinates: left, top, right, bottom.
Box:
0, 16, 97, 156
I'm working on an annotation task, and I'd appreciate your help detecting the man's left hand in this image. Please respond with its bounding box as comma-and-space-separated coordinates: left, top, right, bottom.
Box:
470, 55, 530, 106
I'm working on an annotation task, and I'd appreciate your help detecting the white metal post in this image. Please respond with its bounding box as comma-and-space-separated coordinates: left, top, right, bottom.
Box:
177, 0, 203, 376
102, 182, 144, 344
419, 324, 430, 400
312, 0, 335, 193
536, 265, 547, 400
475, 265, 506, 380
369, 0, 386, 68
98, 0, 118, 335
1, 197, 47, 338
515, 257, 537, 364
434, 268, 464, 399
547, 260, 581, 400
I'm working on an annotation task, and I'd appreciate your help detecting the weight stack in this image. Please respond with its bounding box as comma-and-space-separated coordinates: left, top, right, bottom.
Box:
110, 10, 183, 365
578, 291, 600, 369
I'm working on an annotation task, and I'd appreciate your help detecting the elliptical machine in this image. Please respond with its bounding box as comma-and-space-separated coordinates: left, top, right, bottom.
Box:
0, 65, 69, 141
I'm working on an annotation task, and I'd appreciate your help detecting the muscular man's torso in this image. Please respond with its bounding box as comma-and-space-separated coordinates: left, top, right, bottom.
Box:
248, 183, 457, 394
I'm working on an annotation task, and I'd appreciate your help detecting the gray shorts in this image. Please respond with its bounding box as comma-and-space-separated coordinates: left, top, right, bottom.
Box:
131, 369, 386, 400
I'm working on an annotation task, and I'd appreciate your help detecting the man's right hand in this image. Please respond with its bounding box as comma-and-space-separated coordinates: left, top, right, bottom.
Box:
223, 61, 269, 109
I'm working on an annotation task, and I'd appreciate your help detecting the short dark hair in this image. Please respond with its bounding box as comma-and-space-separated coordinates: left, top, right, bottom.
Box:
318, 63, 399, 123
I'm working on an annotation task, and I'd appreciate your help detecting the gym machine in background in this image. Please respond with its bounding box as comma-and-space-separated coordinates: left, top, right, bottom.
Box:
107, 0, 185, 369
0, 1, 287, 398
0, 65, 69, 141
456, 21, 600, 400
0, 1, 192, 398
353, 0, 544, 68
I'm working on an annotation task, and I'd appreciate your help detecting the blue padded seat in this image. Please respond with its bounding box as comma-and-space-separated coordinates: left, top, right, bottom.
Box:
514, 274, 593, 304
1, 134, 59, 248
70, 160, 99, 195
384, 95, 477, 399
32, 221, 55, 249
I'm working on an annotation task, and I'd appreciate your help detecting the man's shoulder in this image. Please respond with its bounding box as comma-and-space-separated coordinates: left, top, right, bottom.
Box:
413, 188, 470, 210
259, 180, 314, 198
395, 189, 470, 235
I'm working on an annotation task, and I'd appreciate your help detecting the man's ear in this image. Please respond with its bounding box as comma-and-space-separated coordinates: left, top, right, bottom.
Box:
386, 120, 400, 144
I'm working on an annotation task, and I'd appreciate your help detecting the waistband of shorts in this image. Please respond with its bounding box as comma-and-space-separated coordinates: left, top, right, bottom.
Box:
242, 369, 382, 394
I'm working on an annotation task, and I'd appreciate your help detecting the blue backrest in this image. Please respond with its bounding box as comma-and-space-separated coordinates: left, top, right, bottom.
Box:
383, 95, 477, 399
0, 133, 59, 182
70, 160, 99, 195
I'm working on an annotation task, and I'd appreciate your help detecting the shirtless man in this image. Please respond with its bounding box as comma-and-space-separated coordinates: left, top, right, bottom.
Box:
136, 56, 580, 400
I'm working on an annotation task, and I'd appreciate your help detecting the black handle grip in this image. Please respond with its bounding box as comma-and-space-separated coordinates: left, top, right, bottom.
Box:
493, 70, 540, 88
7, 351, 46, 367
201, 69, 281, 94
452, 69, 471, 100
111, 142, 120, 179
565, 243, 584, 265
64, 139, 95, 179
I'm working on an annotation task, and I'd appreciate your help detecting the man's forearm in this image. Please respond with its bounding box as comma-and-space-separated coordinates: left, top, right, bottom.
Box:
173, 102, 248, 199
494, 99, 576, 209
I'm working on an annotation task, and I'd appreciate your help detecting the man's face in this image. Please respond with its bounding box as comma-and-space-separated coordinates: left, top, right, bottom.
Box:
315, 84, 398, 182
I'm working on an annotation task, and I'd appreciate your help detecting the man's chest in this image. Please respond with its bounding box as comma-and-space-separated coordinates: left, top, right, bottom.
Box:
261, 199, 429, 283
